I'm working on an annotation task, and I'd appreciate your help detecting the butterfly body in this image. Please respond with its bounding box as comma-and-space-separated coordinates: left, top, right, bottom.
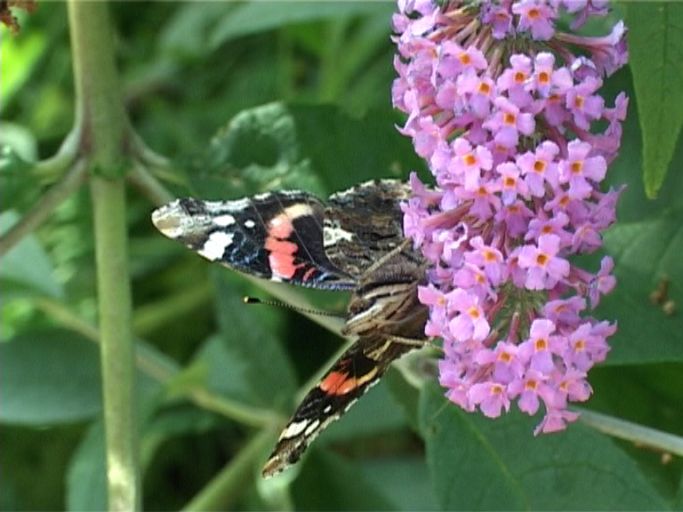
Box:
151, 179, 428, 477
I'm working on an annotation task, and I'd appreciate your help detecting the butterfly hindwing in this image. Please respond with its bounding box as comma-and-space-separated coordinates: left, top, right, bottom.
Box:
152, 192, 356, 290
262, 334, 414, 477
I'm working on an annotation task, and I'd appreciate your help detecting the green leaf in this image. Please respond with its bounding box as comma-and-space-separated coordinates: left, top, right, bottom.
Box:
0, 31, 46, 111
419, 384, 668, 510
598, 206, 683, 364
178, 334, 254, 405
159, 3, 235, 59
66, 421, 107, 511
290, 449, 395, 510
384, 358, 427, 433
188, 102, 324, 199
0, 211, 64, 298
321, 380, 407, 443
361, 457, 438, 511
213, 271, 297, 410
210, 1, 389, 49
0, 330, 102, 425
625, 2, 683, 198
286, 104, 427, 193
141, 407, 220, 470
189, 102, 425, 199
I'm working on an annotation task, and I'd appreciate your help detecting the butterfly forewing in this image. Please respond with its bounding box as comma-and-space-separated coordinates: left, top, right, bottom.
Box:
152, 192, 356, 290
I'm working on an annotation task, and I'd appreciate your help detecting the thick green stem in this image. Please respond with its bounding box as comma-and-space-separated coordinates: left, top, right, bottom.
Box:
67, 0, 139, 509
90, 178, 139, 510
69, 0, 130, 175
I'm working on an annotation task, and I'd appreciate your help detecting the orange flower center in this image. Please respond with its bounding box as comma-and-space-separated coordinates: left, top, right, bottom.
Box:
464, 153, 477, 166
478, 82, 491, 95
491, 383, 504, 395
535, 338, 548, 351
467, 306, 480, 319
503, 112, 516, 125
514, 71, 526, 83
571, 161, 583, 174
538, 71, 550, 84
533, 160, 546, 173
536, 253, 549, 266
498, 351, 512, 363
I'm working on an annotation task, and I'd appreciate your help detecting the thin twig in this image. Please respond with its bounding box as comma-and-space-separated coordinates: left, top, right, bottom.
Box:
32, 127, 81, 180
576, 407, 683, 457
35, 297, 280, 428
0, 160, 87, 258
128, 162, 174, 207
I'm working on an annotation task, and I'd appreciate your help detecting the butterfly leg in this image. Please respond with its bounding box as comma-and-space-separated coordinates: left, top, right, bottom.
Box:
386, 335, 440, 351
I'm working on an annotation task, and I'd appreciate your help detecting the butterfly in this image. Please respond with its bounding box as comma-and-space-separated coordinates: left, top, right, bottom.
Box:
151, 179, 428, 477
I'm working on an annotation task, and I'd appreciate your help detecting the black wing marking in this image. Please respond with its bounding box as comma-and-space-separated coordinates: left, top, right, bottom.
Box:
323, 180, 412, 278
151, 192, 356, 290
262, 334, 414, 478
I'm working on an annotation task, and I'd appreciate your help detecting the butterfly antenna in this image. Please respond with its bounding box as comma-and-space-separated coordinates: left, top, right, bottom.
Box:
243, 296, 346, 318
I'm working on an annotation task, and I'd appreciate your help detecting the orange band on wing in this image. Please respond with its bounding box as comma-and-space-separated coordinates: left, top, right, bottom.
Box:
319, 367, 379, 396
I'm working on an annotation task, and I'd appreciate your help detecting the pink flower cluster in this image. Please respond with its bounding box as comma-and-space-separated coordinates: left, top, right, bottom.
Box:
393, 0, 627, 433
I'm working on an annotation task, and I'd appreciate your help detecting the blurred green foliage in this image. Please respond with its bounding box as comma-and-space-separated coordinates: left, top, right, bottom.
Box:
1, 2, 683, 511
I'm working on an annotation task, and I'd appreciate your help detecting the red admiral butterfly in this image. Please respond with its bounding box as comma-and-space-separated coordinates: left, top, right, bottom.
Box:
151, 180, 428, 477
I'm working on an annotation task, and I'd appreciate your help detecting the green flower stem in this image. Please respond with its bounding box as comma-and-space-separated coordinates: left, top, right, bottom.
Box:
67, 0, 139, 509
0, 160, 86, 257
576, 407, 683, 457
35, 297, 279, 428
181, 428, 277, 512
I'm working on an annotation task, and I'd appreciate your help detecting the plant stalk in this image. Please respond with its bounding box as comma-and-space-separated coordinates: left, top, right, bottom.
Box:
89, 178, 140, 511
67, 0, 139, 509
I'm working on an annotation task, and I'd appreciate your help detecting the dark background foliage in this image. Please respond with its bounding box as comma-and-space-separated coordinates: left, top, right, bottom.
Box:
1, 2, 682, 510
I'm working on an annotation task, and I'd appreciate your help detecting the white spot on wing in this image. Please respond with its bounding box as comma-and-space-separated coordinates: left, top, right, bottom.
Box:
244, 219, 256, 229
323, 225, 355, 247
304, 419, 320, 437
204, 198, 251, 213
213, 214, 236, 227
280, 420, 309, 440
282, 203, 314, 219
198, 231, 234, 261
